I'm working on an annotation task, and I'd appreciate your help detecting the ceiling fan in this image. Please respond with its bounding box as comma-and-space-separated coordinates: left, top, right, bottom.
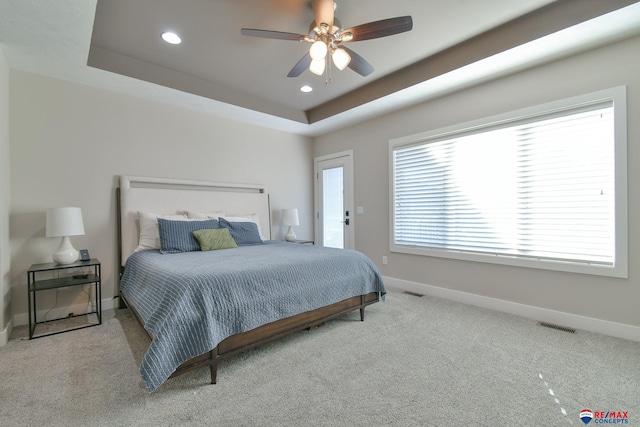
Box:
241, 0, 413, 80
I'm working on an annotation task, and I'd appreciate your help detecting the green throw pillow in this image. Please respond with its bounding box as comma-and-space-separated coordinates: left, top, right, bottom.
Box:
192, 228, 238, 251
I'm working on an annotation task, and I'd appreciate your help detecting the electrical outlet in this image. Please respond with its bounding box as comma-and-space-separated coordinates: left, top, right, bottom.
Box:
382, 256, 388, 265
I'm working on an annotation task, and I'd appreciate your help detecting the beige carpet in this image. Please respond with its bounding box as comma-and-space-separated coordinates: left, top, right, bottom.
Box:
1, 288, 638, 426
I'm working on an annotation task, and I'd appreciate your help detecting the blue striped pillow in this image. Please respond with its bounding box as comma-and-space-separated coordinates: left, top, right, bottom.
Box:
157, 218, 220, 253
219, 218, 263, 246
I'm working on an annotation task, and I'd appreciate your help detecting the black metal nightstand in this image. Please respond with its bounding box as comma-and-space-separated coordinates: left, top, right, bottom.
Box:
287, 239, 314, 245
27, 258, 102, 339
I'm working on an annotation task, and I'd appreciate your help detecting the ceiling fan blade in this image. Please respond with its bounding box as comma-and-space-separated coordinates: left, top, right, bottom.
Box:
287, 53, 312, 77
342, 16, 413, 42
241, 28, 305, 41
312, 0, 334, 29
341, 46, 374, 77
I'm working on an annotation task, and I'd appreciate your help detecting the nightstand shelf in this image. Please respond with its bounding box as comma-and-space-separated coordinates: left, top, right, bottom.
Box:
288, 239, 314, 245
27, 258, 102, 339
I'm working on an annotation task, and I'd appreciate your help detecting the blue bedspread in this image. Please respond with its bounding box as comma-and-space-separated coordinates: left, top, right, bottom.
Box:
120, 241, 386, 392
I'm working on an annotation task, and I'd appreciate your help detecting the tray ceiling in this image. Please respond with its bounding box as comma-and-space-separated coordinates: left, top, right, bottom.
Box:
2, 0, 640, 136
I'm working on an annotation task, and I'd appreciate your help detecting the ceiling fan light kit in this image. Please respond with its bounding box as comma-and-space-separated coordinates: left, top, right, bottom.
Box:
241, 0, 413, 83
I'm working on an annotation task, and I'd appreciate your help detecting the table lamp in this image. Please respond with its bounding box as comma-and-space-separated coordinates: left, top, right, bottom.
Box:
282, 208, 299, 242
46, 207, 85, 264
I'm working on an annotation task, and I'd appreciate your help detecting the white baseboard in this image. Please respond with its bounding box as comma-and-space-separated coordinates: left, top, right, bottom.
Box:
384, 276, 640, 342
0, 317, 13, 346
11, 297, 116, 328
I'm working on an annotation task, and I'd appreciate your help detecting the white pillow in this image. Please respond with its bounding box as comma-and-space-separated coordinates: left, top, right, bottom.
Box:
222, 214, 266, 240
135, 211, 187, 252
186, 210, 226, 219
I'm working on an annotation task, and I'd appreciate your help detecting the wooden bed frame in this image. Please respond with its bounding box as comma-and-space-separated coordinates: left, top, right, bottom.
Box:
120, 290, 379, 384
116, 175, 381, 386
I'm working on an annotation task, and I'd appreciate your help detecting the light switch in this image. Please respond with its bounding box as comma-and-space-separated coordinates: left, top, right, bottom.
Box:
356, 206, 364, 215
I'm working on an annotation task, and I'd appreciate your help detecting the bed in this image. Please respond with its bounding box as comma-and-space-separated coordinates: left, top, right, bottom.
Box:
117, 175, 386, 392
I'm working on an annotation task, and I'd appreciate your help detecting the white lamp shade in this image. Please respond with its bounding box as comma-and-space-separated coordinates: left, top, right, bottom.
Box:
332, 47, 351, 70
309, 58, 326, 75
282, 209, 300, 226
309, 40, 328, 60
46, 207, 85, 237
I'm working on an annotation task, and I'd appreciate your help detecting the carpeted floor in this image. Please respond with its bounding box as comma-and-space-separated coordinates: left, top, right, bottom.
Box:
1, 288, 638, 426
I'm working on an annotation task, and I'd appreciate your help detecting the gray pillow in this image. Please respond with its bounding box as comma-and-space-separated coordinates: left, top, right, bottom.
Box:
157, 218, 220, 253
219, 218, 263, 246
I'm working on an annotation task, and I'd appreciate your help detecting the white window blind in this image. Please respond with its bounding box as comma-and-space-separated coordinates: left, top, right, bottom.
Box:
390, 88, 627, 277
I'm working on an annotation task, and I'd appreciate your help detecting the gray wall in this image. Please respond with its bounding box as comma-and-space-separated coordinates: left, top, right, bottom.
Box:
0, 47, 10, 342
8, 70, 313, 323
4, 34, 640, 340
313, 35, 640, 330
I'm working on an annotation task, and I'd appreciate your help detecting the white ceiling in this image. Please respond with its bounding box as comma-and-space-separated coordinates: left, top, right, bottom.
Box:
2, 0, 640, 137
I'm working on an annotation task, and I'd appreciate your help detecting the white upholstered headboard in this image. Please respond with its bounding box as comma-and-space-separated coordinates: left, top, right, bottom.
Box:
118, 175, 271, 267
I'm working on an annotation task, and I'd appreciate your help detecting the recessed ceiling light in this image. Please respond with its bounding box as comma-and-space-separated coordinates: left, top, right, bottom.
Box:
300, 85, 313, 93
161, 32, 181, 45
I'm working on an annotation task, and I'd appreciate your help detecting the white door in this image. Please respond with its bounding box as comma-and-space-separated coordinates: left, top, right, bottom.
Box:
315, 150, 354, 249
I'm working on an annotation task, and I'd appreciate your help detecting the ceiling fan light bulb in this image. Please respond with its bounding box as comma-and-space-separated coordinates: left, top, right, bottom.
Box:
332, 48, 351, 70
310, 41, 328, 60
309, 58, 326, 75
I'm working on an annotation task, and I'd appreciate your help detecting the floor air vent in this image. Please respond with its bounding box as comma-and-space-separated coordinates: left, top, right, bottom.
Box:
402, 291, 424, 297
538, 322, 576, 334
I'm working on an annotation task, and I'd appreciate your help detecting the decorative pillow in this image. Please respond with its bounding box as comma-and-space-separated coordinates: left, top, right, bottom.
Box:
186, 211, 226, 219
219, 218, 263, 246
135, 211, 187, 252
221, 214, 266, 240
157, 218, 220, 253
192, 228, 238, 251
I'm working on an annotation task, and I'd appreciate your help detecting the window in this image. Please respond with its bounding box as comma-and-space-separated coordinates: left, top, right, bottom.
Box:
390, 87, 627, 278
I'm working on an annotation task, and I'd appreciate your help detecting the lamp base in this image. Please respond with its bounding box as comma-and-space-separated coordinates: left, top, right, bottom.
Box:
52, 236, 79, 264
285, 226, 297, 242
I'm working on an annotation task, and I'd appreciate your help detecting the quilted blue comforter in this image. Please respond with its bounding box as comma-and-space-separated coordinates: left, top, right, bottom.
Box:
120, 241, 386, 392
